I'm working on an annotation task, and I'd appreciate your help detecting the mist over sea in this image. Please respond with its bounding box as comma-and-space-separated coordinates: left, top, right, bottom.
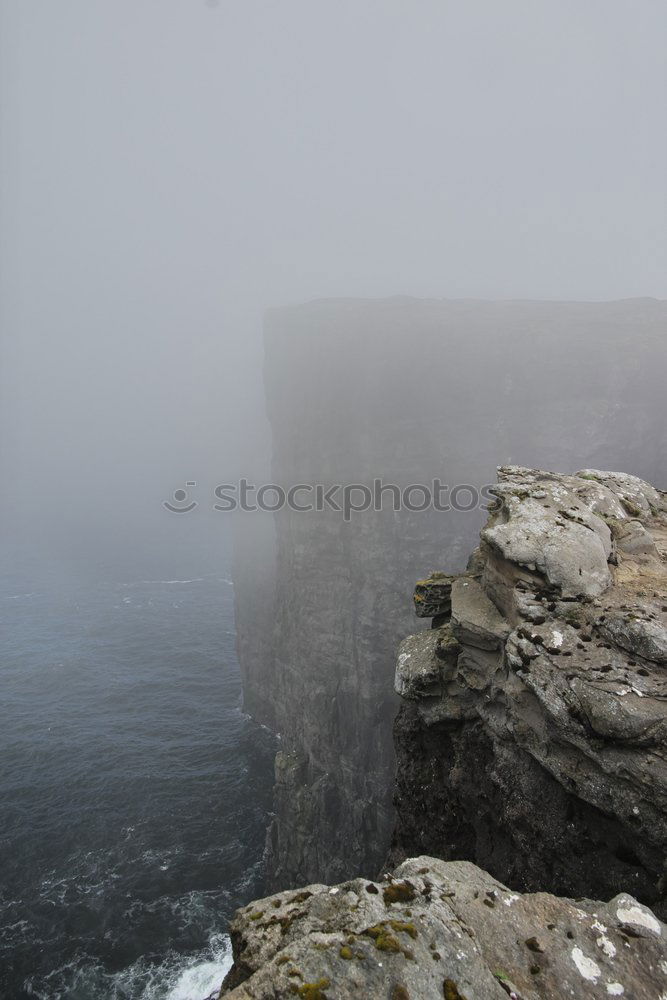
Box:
0, 532, 276, 1000
2, 2, 666, 997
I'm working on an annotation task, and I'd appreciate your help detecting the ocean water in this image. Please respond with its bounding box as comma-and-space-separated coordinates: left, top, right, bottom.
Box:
0, 540, 276, 1000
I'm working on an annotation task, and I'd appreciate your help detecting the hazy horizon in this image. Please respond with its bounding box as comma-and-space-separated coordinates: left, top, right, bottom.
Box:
2, 0, 666, 567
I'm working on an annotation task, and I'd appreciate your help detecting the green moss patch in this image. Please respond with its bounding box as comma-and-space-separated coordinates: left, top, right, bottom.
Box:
292, 978, 331, 999
364, 924, 401, 952
383, 881, 416, 905
443, 980, 468, 1000
389, 920, 418, 939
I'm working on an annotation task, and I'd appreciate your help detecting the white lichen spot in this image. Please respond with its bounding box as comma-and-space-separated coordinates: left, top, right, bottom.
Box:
398, 652, 411, 665
504, 893, 520, 906
596, 935, 616, 958
632, 806, 640, 815
329, 887, 339, 895
616, 903, 661, 937
571, 947, 601, 982
606, 984, 624, 996
660, 959, 667, 975
551, 629, 564, 648
592, 920, 616, 957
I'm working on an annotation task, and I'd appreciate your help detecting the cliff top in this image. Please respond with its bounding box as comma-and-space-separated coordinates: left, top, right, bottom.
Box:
393, 466, 667, 921
222, 466, 667, 998
218, 855, 665, 999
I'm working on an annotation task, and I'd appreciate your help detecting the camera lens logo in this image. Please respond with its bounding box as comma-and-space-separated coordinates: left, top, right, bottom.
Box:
163, 482, 198, 513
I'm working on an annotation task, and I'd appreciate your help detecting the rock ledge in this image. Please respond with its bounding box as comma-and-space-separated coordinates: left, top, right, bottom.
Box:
392, 467, 667, 912
218, 855, 665, 999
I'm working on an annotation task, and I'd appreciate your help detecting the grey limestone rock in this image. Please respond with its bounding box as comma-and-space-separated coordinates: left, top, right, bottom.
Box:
483, 471, 614, 597
219, 856, 666, 1000
413, 573, 456, 619
233, 298, 667, 890
392, 467, 667, 916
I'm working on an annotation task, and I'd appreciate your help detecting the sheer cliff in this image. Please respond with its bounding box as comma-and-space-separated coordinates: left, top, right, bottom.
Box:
219, 463, 667, 1000
232, 297, 667, 891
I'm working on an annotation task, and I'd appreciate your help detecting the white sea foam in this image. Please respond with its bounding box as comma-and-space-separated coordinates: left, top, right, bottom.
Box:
28, 933, 235, 1000
110, 932, 233, 1000
164, 935, 233, 1000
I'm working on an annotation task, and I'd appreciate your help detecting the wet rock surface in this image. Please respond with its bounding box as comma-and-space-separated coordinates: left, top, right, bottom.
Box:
219, 856, 666, 999
392, 467, 667, 915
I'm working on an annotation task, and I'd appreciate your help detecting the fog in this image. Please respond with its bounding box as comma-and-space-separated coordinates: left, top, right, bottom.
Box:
2, 0, 666, 571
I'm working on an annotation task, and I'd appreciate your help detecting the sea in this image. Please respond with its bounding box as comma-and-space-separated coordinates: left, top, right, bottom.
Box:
0, 530, 276, 1000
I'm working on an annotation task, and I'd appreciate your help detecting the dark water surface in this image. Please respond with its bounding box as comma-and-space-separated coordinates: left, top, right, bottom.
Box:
0, 539, 275, 999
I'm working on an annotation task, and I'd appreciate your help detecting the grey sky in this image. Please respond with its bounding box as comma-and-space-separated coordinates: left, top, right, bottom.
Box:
1, 1, 665, 561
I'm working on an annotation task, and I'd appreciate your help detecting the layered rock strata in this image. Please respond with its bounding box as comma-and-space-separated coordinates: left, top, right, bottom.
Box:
233, 297, 667, 889
392, 467, 667, 913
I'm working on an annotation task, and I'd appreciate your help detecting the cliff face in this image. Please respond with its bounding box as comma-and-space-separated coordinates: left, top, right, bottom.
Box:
392, 467, 667, 914
219, 855, 666, 1000
233, 297, 667, 890
220, 462, 667, 1000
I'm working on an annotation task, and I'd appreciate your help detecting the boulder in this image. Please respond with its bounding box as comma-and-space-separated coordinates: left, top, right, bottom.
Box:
219, 856, 666, 1000
482, 472, 614, 598
413, 573, 456, 619
576, 469, 665, 517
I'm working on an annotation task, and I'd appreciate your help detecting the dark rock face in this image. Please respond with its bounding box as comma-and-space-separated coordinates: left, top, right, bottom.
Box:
391, 467, 667, 915
233, 297, 667, 891
219, 855, 667, 999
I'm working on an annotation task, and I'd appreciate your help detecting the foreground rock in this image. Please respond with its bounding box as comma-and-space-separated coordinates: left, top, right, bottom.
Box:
219, 856, 666, 999
392, 467, 667, 914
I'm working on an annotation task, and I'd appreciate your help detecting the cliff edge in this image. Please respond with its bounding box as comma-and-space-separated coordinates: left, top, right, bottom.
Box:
218, 855, 665, 999
392, 467, 667, 913
218, 466, 667, 998
233, 298, 667, 889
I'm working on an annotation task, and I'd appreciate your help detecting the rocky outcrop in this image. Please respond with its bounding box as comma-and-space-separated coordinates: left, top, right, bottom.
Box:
392, 467, 667, 914
219, 855, 666, 999
233, 297, 667, 890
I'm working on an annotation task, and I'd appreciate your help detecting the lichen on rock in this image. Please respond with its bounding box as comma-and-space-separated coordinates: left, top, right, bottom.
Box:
391, 466, 667, 916
219, 464, 667, 999
218, 856, 666, 999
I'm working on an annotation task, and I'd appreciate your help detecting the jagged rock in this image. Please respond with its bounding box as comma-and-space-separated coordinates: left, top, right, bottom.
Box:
483, 470, 614, 597
413, 573, 456, 619
218, 856, 666, 999
395, 632, 440, 700
576, 469, 666, 518
610, 518, 659, 557
233, 298, 667, 890
450, 577, 510, 650
392, 467, 667, 916
598, 612, 667, 665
